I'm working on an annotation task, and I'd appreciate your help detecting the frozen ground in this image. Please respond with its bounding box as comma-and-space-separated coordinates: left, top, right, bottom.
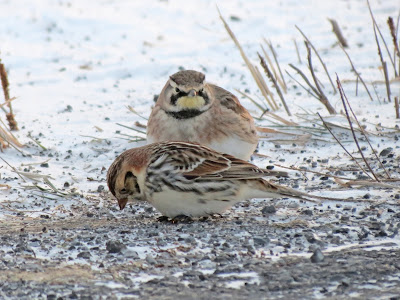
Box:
0, 0, 400, 299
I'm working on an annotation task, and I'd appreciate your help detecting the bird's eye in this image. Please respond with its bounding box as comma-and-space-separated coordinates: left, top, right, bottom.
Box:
175, 87, 180, 93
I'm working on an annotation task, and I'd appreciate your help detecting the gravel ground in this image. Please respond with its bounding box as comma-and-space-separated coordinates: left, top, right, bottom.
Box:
1, 190, 400, 299
1, 1, 400, 299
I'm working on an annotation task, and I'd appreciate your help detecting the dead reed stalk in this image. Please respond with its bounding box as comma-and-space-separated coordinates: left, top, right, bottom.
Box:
336, 75, 382, 181
328, 18, 348, 48
305, 42, 337, 114
317, 112, 373, 181
295, 25, 337, 94
367, 0, 398, 78
293, 39, 302, 64
0, 61, 18, 131
263, 39, 288, 92
339, 44, 374, 101
258, 53, 291, 116
218, 8, 278, 111
387, 16, 400, 77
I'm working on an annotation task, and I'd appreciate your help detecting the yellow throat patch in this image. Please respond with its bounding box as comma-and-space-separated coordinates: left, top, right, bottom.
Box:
176, 96, 205, 109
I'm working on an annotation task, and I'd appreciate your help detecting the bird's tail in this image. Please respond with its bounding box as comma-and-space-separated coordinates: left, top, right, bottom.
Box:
251, 179, 347, 203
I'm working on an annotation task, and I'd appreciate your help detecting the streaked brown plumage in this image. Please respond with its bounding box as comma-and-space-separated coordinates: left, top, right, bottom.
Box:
107, 141, 322, 219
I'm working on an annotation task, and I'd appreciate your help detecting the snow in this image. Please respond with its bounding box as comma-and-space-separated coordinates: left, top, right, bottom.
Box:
0, 0, 399, 274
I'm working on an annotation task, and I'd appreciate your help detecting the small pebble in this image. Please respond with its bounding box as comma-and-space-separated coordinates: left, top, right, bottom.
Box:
146, 255, 157, 265
253, 236, 270, 247
310, 249, 324, 263
77, 251, 91, 259
261, 205, 276, 214
379, 147, 392, 157
106, 240, 126, 253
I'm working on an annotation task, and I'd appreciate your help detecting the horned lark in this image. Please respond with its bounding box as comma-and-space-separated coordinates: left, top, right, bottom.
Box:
107, 141, 328, 219
147, 70, 258, 161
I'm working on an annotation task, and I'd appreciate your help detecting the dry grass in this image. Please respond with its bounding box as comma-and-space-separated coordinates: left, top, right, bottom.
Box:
0, 58, 22, 150
216, 5, 400, 198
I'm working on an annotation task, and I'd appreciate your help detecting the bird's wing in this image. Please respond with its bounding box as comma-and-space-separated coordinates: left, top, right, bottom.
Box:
208, 84, 253, 122
151, 141, 266, 180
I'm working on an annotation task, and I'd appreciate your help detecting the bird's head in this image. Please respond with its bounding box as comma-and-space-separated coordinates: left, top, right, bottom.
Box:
107, 149, 145, 210
159, 70, 212, 119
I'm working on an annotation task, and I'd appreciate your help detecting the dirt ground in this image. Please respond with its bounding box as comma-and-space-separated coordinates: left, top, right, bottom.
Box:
1, 194, 400, 300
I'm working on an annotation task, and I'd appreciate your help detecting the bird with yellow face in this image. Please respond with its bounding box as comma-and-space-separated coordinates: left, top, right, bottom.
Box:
146, 70, 259, 161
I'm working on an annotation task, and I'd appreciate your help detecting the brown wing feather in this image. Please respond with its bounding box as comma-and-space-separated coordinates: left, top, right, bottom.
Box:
208, 84, 253, 121
157, 142, 266, 180
216, 153, 267, 179
152, 142, 231, 177
151, 141, 271, 181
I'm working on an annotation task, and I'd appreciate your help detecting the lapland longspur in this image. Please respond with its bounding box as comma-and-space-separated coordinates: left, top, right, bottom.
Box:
107, 141, 324, 218
147, 70, 258, 161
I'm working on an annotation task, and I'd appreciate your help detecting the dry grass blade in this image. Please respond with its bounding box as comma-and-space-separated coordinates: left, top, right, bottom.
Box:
0, 157, 26, 182
0, 60, 21, 150
0, 118, 23, 150
28, 133, 47, 150
127, 105, 148, 121
263, 39, 288, 92
253, 65, 277, 109
275, 164, 357, 181
387, 16, 400, 75
260, 112, 298, 126
305, 42, 337, 114
256, 132, 311, 146
258, 53, 291, 116
337, 76, 391, 179
317, 113, 373, 181
396, 13, 400, 75
134, 121, 147, 129
339, 44, 374, 102
328, 18, 348, 48
0, 63, 10, 107
217, 7, 278, 110
21, 159, 51, 167
116, 122, 146, 135
367, 0, 397, 77
43, 177, 70, 196
293, 39, 302, 64
335, 179, 399, 189
116, 132, 146, 142
321, 120, 373, 135
383, 61, 392, 102
288, 64, 320, 97
0, 97, 16, 110
15, 171, 55, 182
0, 61, 18, 131
295, 25, 337, 94
234, 89, 269, 116
285, 70, 319, 100
0, 183, 11, 189
260, 45, 279, 83
336, 76, 380, 182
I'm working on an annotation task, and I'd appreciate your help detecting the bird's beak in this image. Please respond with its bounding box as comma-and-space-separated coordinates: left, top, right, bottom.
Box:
188, 89, 197, 97
118, 198, 128, 210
